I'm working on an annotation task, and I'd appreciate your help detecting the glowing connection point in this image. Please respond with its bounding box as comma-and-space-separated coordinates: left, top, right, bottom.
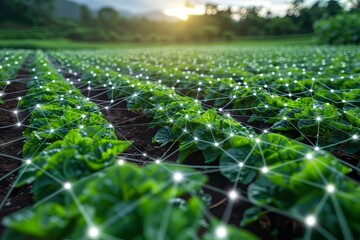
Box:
88, 226, 100, 239
255, 138, 261, 143
352, 135, 358, 140
238, 162, 244, 168
214, 142, 219, 147
261, 166, 269, 174
326, 184, 335, 193
25, 159, 32, 165
173, 172, 183, 183
305, 215, 316, 227
228, 190, 238, 200
215, 226, 227, 238
63, 182, 72, 190
118, 159, 125, 165
155, 159, 161, 164
314, 147, 320, 151
316, 116, 321, 121
16, 122, 21, 127
306, 153, 313, 160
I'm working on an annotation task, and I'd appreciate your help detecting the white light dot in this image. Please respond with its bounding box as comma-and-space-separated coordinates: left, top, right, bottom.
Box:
17, 122, 21, 127
215, 226, 227, 238
173, 172, 183, 182
88, 226, 100, 239
118, 159, 125, 165
306, 153, 313, 160
316, 116, 321, 121
261, 166, 269, 174
305, 215, 316, 227
63, 182, 72, 190
326, 184, 335, 193
214, 142, 219, 147
255, 138, 261, 143
194, 137, 199, 141
228, 190, 238, 200
25, 159, 32, 165
238, 162, 244, 168
314, 146, 320, 151
155, 159, 161, 164
352, 135, 358, 140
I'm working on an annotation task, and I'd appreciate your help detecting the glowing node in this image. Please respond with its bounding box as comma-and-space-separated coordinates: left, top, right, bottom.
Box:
194, 137, 199, 141
173, 172, 183, 183
326, 184, 335, 193
314, 147, 320, 151
25, 159, 32, 165
305, 215, 316, 227
63, 182, 72, 190
261, 166, 269, 174
215, 226, 227, 238
228, 190, 238, 200
87, 226, 100, 239
17, 122, 21, 127
283, 117, 287, 120
238, 162, 244, 168
50, 129, 54, 133
155, 159, 161, 164
352, 135, 358, 140
255, 138, 261, 143
214, 142, 219, 147
316, 116, 321, 121
118, 159, 125, 165
306, 153, 313, 160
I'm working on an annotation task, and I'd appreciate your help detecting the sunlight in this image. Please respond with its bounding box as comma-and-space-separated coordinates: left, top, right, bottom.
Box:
163, 5, 205, 21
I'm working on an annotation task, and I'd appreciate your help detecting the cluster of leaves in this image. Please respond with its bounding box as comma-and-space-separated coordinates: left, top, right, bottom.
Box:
55, 51, 360, 239
3, 51, 257, 239
71, 47, 360, 153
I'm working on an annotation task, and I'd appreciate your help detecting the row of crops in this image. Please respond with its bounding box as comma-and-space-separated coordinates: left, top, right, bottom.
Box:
0, 46, 360, 239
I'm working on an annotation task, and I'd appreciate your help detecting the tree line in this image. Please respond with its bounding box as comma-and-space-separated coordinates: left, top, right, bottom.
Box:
0, 0, 359, 42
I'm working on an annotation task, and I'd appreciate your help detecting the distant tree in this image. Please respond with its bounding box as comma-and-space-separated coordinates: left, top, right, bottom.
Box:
347, 0, 360, 11
98, 7, 119, 30
0, 0, 54, 25
287, 0, 305, 16
200, 25, 219, 41
326, 0, 343, 16
80, 5, 93, 26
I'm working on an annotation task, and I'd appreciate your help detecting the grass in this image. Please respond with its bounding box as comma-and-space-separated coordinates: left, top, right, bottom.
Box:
0, 35, 315, 50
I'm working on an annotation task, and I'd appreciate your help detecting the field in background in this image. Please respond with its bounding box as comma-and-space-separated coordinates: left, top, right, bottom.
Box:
0, 35, 315, 49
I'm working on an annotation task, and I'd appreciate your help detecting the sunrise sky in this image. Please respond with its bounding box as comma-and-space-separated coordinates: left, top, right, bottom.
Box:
71, 0, 350, 20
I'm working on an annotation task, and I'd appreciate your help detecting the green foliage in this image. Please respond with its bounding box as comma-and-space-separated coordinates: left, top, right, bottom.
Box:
3, 163, 208, 240
314, 13, 360, 44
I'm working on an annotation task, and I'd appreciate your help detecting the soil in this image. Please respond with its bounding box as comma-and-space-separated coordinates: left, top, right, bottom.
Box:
0, 65, 33, 236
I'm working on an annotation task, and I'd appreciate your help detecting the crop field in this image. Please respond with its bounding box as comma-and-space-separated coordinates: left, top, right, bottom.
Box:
0, 45, 359, 239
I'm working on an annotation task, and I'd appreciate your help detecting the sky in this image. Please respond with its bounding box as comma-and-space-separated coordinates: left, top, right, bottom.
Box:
71, 0, 350, 16
72, 0, 296, 14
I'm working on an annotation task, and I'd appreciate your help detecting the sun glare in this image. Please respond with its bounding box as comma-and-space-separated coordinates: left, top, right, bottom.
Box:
163, 5, 205, 21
